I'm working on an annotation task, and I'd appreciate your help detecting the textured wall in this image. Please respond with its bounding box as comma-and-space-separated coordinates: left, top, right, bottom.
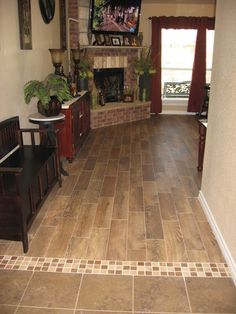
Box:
201, 0, 236, 262
0, 0, 60, 126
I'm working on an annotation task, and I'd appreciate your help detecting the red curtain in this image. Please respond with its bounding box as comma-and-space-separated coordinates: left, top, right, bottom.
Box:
151, 16, 214, 114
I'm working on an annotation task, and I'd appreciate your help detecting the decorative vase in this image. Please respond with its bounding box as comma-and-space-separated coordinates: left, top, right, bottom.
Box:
37, 96, 61, 117
139, 74, 151, 101
78, 78, 88, 92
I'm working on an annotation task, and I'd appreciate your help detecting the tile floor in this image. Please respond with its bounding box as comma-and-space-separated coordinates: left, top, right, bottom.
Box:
0, 115, 235, 313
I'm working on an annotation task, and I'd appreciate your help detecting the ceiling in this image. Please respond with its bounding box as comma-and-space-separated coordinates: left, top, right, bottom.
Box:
142, 0, 216, 4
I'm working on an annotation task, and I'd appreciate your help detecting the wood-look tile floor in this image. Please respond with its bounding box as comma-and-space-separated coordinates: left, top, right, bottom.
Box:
0, 115, 225, 263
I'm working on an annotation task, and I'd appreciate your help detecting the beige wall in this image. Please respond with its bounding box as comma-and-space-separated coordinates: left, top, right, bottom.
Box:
140, 2, 215, 46
0, 0, 60, 127
201, 0, 236, 262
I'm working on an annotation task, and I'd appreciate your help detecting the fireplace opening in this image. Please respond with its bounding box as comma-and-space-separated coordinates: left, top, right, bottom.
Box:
94, 68, 124, 103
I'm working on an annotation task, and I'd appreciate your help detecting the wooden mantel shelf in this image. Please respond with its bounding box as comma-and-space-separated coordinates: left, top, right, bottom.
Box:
81, 45, 148, 50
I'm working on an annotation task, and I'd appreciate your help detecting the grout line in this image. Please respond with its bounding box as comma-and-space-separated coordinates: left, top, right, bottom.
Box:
183, 276, 193, 313
15, 271, 34, 313
73, 273, 84, 313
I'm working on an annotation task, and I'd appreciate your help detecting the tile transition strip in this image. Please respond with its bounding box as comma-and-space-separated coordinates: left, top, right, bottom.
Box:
0, 255, 231, 278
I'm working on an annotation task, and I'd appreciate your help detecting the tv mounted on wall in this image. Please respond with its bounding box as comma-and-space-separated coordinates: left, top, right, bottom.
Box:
90, 0, 142, 35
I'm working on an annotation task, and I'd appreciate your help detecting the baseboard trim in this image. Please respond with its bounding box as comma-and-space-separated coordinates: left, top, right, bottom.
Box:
199, 191, 236, 285
160, 111, 195, 115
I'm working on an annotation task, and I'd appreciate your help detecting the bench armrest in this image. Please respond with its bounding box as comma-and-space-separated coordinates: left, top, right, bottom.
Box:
18, 128, 59, 147
0, 167, 23, 174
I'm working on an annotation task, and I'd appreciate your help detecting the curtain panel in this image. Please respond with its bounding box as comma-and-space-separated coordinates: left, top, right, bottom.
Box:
150, 16, 215, 114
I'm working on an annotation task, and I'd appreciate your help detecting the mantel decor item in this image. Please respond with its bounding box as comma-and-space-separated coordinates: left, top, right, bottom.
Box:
18, 0, 32, 50
49, 49, 65, 75
39, 0, 55, 24
24, 74, 72, 117
133, 48, 156, 101
77, 50, 93, 92
111, 37, 121, 46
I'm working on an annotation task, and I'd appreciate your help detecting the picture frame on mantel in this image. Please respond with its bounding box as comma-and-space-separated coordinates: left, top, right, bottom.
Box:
18, 0, 32, 50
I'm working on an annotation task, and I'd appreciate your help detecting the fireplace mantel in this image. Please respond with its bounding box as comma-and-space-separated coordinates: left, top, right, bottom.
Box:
81, 45, 146, 50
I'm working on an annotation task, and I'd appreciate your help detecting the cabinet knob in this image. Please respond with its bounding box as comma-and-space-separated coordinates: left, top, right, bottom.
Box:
79, 114, 83, 118
80, 132, 83, 137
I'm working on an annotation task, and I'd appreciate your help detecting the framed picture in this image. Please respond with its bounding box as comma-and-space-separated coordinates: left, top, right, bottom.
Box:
104, 34, 111, 46
95, 34, 104, 46
18, 0, 32, 50
123, 35, 131, 46
130, 35, 139, 47
111, 37, 121, 46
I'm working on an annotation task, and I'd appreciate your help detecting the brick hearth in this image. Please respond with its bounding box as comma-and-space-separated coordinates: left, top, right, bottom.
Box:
91, 101, 151, 129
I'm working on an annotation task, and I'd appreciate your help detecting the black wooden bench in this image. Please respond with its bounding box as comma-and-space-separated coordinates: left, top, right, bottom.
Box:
0, 116, 61, 253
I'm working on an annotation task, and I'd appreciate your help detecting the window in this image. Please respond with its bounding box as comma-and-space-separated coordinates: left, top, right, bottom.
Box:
162, 29, 214, 98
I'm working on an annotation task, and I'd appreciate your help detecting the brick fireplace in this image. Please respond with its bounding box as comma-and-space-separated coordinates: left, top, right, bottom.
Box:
86, 47, 150, 129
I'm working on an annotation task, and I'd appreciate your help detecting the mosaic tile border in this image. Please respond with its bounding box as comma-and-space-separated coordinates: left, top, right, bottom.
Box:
0, 255, 231, 278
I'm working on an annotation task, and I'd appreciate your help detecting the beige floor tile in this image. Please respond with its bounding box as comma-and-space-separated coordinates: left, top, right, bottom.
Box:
0, 270, 32, 305
127, 249, 146, 261
146, 239, 166, 261
112, 190, 129, 219
163, 220, 188, 262
171, 187, 192, 213
116, 171, 130, 191
143, 181, 158, 207
77, 275, 132, 311
17, 308, 73, 313
129, 186, 144, 211
83, 157, 97, 171
186, 277, 236, 313
57, 175, 78, 196
105, 159, 119, 176
73, 204, 97, 238
27, 226, 55, 256
82, 180, 102, 204
134, 276, 190, 312
187, 249, 209, 262
20, 272, 81, 308
65, 237, 89, 258
178, 213, 204, 251
42, 196, 69, 226
189, 197, 208, 222
197, 221, 225, 262
74, 170, 93, 190
94, 197, 113, 228
107, 219, 127, 260
145, 205, 164, 239
45, 218, 76, 257
119, 156, 130, 171
159, 193, 177, 220
0, 305, 16, 314
86, 228, 110, 259
100, 176, 116, 197
128, 212, 146, 250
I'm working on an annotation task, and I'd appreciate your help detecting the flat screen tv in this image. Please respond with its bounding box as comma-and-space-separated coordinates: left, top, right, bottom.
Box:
90, 0, 142, 35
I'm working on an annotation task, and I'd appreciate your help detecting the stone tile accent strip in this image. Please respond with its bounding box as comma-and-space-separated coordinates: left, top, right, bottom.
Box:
0, 255, 230, 278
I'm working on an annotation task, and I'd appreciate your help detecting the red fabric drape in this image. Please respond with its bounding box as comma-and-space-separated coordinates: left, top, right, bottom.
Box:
151, 18, 162, 114
151, 16, 215, 114
188, 27, 206, 112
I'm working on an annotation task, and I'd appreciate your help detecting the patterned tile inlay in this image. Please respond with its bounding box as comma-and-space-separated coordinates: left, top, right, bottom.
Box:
0, 255, 231, 278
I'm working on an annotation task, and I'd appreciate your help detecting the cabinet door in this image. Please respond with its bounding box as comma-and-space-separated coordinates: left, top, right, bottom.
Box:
72, 102, 81, 153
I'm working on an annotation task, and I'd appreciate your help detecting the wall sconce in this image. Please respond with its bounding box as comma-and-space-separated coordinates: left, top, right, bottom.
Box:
49, 49, 65, 75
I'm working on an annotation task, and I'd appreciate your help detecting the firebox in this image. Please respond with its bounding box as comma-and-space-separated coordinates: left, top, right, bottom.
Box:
94, 68, 124, 103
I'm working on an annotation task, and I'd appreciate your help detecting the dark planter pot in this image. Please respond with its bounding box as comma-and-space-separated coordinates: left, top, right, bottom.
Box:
37, 96, 61, 117
139, 74, 151, 101
77, 78, 88, 92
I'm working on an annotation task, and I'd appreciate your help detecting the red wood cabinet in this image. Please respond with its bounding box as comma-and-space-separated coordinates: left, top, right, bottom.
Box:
56, 92, 90, 162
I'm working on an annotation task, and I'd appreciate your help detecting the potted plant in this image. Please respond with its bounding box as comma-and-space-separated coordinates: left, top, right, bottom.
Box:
24, 73, 73, 116
133, 48, 156, 101
77, 53, 93, 92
